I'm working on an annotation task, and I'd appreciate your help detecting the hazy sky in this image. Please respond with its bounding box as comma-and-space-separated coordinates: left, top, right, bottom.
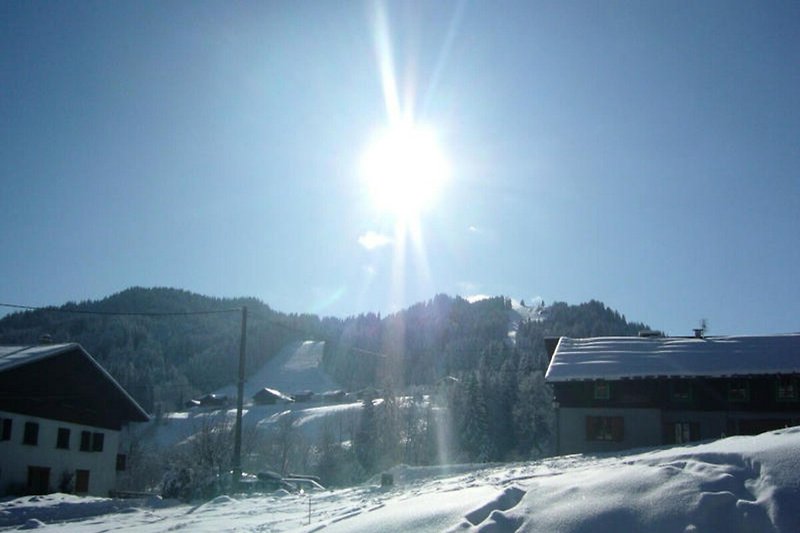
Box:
1, 1, 798, 336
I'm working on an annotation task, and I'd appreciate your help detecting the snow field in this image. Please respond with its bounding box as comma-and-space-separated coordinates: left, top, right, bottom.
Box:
2, 427, 799, 532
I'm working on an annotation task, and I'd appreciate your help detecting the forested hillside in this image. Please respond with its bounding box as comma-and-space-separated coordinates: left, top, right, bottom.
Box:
323, 296, 647, 389
0, 288, 327, 412
0, 288, 648, 455
323, 295, 649, 463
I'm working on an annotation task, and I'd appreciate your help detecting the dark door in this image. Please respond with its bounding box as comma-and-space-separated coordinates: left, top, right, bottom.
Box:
75, 469, 90, 494
26, 466, 51, 494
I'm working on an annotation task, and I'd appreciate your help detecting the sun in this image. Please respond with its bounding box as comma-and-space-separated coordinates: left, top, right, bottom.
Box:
360, 122, 450, 219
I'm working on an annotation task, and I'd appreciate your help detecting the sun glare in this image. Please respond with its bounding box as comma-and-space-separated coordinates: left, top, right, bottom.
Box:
361, 123, 450, 218
356, 1, 459, 330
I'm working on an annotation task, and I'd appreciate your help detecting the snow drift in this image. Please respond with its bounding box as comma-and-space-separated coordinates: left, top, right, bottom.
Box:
2, 427, 800, 531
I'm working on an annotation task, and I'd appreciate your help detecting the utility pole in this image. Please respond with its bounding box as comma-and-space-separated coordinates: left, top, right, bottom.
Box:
232, 305, 248, 490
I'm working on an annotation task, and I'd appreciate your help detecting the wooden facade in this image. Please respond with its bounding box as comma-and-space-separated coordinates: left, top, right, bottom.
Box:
0, 348, 149, 430
554, 375, 800, 452
546, 335, 800, 454
555, 376, 800, 415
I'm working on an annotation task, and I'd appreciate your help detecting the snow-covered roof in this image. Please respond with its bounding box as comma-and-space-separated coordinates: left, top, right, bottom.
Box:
0, 343, 89, 372
545, 334, 800, 382
254, 387, 294, 402
0, 343, 149, 423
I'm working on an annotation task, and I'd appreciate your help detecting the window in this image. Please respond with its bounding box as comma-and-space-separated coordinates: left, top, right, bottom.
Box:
728, 380, 750, 402
80, 431, 91, 451
80, 431, 104, 452
56, 428, 70, 449
593, 381, 611, 400
586, 416, 624, 441
670, 381, 693, 402
75, 469, 90, 494
92, 432, 104, 452
1, 418, 11, 441
23, 422, 39, 446
776, 378, 798, 402
116, 454, 127, 472
672, 422, 700, 444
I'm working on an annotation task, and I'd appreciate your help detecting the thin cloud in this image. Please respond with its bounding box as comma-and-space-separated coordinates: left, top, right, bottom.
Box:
457, 281, 479, 294
358, 231, 392, 250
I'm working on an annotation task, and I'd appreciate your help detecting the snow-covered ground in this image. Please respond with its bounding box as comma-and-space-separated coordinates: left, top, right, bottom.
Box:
3, 427, 799, 532
507, 299, 545, 345
214, 340, 339, 399
140, 340, 355, 449
140, 400, 364, 451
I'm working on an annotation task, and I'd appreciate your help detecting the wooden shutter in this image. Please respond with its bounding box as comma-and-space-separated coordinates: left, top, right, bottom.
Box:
611, 417, 625, 441
586, 416, 597, 440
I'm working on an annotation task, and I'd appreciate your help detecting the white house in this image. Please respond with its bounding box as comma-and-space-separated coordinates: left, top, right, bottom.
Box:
0, 343, 149, 496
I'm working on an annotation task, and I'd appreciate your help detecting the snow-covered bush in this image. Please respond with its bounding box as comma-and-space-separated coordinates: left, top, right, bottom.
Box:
160, 465, 221, 502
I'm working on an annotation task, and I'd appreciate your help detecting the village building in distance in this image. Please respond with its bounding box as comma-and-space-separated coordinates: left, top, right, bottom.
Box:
545, 332, 800, 454
0, 343, 149, 497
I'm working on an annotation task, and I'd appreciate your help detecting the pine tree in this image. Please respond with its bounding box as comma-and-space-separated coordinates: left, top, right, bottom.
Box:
459, 373, 493, 462
376, 389, 401, 470
488, 358, 519, 460
354, 395, 378, 472
513, 371, 554, 457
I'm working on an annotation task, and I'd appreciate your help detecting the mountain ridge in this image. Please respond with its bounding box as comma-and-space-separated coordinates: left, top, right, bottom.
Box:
0, 287, 650, 412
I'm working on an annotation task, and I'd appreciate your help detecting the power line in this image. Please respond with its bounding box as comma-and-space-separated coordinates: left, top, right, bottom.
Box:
351, 347, 388, 358
0, 300, 322, 492
0, 302, 315, 330
0, 302, 241, 317
0, 301, 321, 340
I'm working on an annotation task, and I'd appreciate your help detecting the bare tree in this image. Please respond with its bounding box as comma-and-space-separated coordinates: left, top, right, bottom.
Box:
189, 413, 235, 478
162, 411, 253, 500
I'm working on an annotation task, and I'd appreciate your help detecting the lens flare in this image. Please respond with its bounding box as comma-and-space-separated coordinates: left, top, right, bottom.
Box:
361, 123, 450, 219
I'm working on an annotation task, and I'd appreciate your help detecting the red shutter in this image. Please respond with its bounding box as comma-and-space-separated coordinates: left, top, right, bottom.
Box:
690, 422, 700, 441
611, 417, 625, 441
662, 422, 674, 444
586, 416, 596, 440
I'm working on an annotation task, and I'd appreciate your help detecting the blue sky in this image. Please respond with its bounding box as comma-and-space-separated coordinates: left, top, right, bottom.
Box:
1, 1, 798, 336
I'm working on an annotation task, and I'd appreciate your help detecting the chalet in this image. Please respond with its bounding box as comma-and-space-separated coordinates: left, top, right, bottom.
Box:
291, 390, 314, 403
190, 393, 229, 408
545, 333, 800, 455
252, 387, 294, 405
319, 390, 347, 404
0, 343, 149, 496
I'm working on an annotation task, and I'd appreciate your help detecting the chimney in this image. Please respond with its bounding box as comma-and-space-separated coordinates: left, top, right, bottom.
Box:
638, 330, 663, 338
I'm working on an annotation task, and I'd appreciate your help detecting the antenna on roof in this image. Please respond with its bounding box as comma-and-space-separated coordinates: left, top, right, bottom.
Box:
693, 319, 708, 339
